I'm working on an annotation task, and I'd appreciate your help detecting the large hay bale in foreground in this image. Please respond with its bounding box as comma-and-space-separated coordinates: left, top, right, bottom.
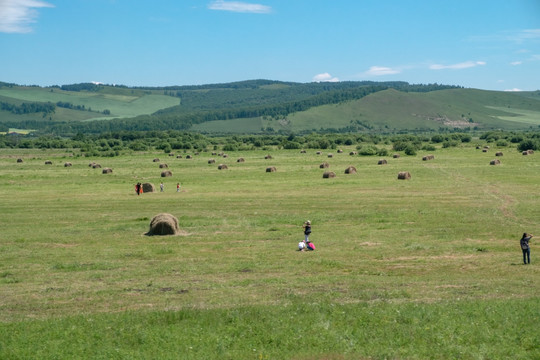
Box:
64, 162, 72, 167
320, 162, 329, 169
102, 168, 113, 174
45, 160, 52, 165
159, 163, 168, 168
142, 182, 156, 193
378, 159, 387, 165
266, 166, 277, 172
146, 213, 180, 236
490, 159, 501, 165
398, 171, 411, 180
344, 166, 357, 174
323, 171, 336, 178
161, 170, 173, 177
218, 164, 228, 170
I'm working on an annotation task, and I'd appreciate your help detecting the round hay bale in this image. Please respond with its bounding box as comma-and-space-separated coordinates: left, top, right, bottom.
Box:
161, 170, 173, 177
102, 168, 113, 174
176, 155, 183, 159
490, 159, 501, 165
265, 154, 273, 159
146, 213, 180, 236
327, 153, 333, 158
236, 157, 245, 163
92, 163, 102, 168
393, 154, 400, 158
64, 162, 73, 167
208, 159, 216, 164
337, 149, 343, 153
212, 152, 217, 155
422, 155, 435, 161
476, 146, 481, 150
153, 158, 160, 162
218, 164, 228, 170
159, 163, 169, 168
319, 162, 330, 169
266, 166, 277, 172
323, 171, 336, 178
88, 162, 95, 167
482, 149, 488, 153
169, 153, 175, 157
344, 166, 357, 174
142, 182, 156, 193
45, 160, 53, 165
398, 171, 411, 180
300, 150, 307, 153
378, 159, 387, 165
349, 151, 357, 156
186, 155, 192, 159
484, 146, 490, 149
222, 154, 228, 158
17, 158, 23, 163
523, 149, 534, 155
316, 151, 322, 155
495, 152, 503, 157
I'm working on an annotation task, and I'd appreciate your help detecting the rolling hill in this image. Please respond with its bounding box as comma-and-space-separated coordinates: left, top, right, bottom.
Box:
1, 80, 539, 135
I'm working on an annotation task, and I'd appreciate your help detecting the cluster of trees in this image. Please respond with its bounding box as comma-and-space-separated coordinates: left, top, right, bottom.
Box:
0, 101, 55, 116
55, 101, 110, 115
2, 130, 538, 158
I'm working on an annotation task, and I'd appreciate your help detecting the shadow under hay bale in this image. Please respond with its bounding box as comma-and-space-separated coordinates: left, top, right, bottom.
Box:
344, 166, 357, 174
161, 170, 173, 177
398, 171, 411, 180
45, 160, 52, 165
422, 155, 435, 161
490, 159, 501, 165
495, 152, 503, 157
237, 158, 245, 163
142, 182, 155, 193
266, 166, 277, 172
159, 163, 168, 168
218, 164, 228, 170
64, 162, 72, 167
102, 168, 113, 174
323, 171, 336, 178
146, 213, 180, 236
320, 162, 329, 169
378, 159, 387, 165
17, 158, 23, 163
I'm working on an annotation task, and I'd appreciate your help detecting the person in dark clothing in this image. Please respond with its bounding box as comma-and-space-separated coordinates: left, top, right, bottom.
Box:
135, 182, 141, 196
303, 220, 311, 243
520, 233, 533, 264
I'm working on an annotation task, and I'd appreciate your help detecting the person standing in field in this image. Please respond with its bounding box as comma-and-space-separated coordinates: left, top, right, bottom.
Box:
520, 233, 533, 264
160, 182, 164, 192
177, 183, 181, 192
135, 182, 141, 196
303, 220, 311, 243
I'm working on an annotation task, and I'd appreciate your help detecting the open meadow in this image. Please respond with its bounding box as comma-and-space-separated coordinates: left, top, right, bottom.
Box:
0, 144, 539, 359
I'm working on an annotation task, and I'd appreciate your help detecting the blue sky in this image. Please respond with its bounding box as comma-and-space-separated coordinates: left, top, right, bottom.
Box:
1, 0, 539, 90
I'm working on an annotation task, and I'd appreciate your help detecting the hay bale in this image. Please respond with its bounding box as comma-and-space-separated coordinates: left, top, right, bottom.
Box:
344, 166, 357, 174
393, 154, 400, 158
212, 152, 217, 155
169, 153, 175, 157
316, 151, 322, 155
218, 164, 228, 170
88, 162, 95, 167
64, 162, 72, 167
398, 171, 411, 180
153, 158, 160, 162
422, 155, 435, 161
208, 159, 216, 164
159, 163, 169, 168
319, 162, 330, 169
349, 151, 357, 156
323, 171, 336, 178
265, 155, 273, 159
482, 149, 488, 153
146, 213, 180, 236
142, 182, 156, 193
337, 149, 343, 153
327, 153, 333, 158
222, 154, 228, 158
186, 155, 192, 159
484, 146, 490, 149
102, 168, 113, 174
266, 166, 277, 172
92, 163, 102, 168
45, 160, 53, 165
490, 159, 501, 165
523, 149, 534, 155
300, 150, 307, 153
378, 159, 387, 165
17, 158, 23, 163
236, 157, 245, 163
161, 170, 173, 177
176, 155, 183, 159
495, 152, 503, 156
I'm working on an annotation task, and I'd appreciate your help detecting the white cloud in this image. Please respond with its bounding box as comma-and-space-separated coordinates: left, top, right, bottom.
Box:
312, 73, 339, 82
505, 88, 523, 92
208, 0, 272, 14
430, 61, 486, 70
510, 61, 522, 66
364, 66, 401, 76
0, 0, 54, 33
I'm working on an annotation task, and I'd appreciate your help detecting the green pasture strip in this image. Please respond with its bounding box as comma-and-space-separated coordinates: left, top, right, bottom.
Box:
0, 145, 538, 357
191, 117, 264, 133
0, 299, 538, 359
486, 106, 540, 125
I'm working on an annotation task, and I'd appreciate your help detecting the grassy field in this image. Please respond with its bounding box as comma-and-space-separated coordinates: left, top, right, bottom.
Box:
0, 144, 539, 359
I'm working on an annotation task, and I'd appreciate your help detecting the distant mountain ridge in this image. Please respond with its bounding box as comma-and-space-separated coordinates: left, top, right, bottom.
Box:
1, 80, 539, 135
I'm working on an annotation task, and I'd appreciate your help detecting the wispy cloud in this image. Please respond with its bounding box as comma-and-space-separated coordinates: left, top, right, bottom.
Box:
469, 29, 540, 44
364, 66, 401, 76
208, 0, 272, 14
505, 88, 523, 92
312, 73, 339, 83
430, 61, 486, 70
0, 0, 54, 33
510, 61, 522, 66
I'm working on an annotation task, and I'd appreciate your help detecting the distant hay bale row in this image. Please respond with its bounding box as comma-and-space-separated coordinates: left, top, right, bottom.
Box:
490, 159, 501, 165
422, 155, 435, 161
523, 150, 534, 155
398, 171, 411, 180
146, 213, 180, 236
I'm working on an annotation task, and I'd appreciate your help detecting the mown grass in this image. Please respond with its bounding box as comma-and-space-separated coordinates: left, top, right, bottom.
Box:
0, 144, 539, 358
